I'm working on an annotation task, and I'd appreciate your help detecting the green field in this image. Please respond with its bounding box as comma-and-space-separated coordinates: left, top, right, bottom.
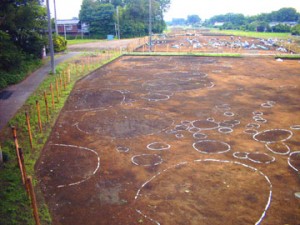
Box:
67, 39, 103, 45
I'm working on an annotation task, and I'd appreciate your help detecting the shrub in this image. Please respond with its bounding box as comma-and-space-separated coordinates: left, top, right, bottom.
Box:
291, 24, 300, 35
52, 35, 67, 52
0, 31, 23, 71
272, 24, 291, 33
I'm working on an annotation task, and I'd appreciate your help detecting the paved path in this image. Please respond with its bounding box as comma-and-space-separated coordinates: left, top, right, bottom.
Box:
0, 52, 80, 131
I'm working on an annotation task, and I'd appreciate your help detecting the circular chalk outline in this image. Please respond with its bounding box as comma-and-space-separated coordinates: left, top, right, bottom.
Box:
175, 133, 184, 139
253, 111, 264, 116
67, 89, 125, 112
188, 127, 201, 133
224, 112, 235, 117
218, 127, 233, 134
193, 132, 208, 139
192, 120, 219, 130
233, 151, 249, 160
134, 159, 272, 225
261, 103, 273, 108
116, 146, 130, 153
193, 140, 231, 154
255, 118, 268, 124
265, 142, 290, 155
290, 125, 300, 130
247, 152, 276, 164
51, 144, 100, 188
147, 142, 171, 151
253, 129, 293, 143
131, 154, 163, 167
288, 151, 300, 172
141, 93, 170, 102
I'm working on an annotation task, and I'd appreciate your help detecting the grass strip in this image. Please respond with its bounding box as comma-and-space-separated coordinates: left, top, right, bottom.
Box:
274, 54, 300, 59
0, 50, 121, 225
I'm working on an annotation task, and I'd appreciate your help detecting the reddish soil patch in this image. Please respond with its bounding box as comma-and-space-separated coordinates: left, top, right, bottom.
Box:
36, 55, 300, 225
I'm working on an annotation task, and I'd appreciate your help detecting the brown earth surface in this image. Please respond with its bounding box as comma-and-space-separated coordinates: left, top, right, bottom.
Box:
36, 53, 300, 225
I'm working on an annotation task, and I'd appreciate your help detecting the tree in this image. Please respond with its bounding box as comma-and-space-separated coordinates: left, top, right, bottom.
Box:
79, 0, 97, 24
271, 8, 299, 22
291, 24, 300, 35
90, 3, 115, 37
187, 15, 201, 25
0, 0, 47, 59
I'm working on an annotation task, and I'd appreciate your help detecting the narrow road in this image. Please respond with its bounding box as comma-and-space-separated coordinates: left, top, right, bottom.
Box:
0, 52, 80, 131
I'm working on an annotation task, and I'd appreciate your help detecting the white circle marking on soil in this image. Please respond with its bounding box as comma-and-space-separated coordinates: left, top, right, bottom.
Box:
193, 140, 231, 154
147, 142, 171, 151
52, 144, 100, 188
288, 151, 300, 172
134, 159, 272, 225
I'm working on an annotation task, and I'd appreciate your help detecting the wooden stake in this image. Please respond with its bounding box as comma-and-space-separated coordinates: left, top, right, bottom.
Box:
43, 91, 49, 120
0, 143, 3, 164
26, 176, 41, 225
67, 68, 71, 83
59, 75, 63, 94
63, 73, 66, 90
25, 112, 33, 149
50, 83, 55, 109
19, 148, 27, 186
12, 126, 25, 184
35, 100, 42, 132
55, 78, 60, 102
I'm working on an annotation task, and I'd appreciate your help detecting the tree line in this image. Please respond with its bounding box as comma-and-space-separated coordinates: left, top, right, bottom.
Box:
0, 0, 68, 89
0, 0, 47, 89
79, 0, 170, 38
204, 7, 300, 34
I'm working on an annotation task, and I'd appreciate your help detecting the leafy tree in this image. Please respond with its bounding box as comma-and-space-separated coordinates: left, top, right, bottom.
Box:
291, 24, 300, 35
272, 24, 291, 33
90, 3, 115, 38
270, 8, 299, 22
0, 0, 47, 89
0, 0, 47, 59
79, 0, 98, 24
187, 15, 201, 25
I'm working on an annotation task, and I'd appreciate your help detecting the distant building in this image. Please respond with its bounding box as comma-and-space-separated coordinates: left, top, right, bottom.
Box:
57, 19, 89, 36
269, 21, 298, 27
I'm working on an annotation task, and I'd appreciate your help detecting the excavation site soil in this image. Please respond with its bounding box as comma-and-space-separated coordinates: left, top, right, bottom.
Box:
36, 35, 300, 225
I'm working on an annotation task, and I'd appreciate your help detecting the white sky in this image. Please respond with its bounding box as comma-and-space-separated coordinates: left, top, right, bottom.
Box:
48, 0, 300, 21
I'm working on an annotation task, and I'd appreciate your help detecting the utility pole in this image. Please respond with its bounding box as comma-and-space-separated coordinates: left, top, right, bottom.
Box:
53, 0, 58, 35
149, 0, 152, 52
46, 0, 55, 74
116, 6, 120, 39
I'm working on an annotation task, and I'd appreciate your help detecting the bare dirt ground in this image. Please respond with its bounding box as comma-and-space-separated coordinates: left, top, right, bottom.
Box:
36, 52, 300, 225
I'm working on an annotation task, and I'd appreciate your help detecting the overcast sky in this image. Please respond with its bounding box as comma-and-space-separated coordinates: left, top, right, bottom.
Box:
48, 0, 300, 21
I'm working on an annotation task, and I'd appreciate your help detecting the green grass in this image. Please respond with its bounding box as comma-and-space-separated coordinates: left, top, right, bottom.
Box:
0, 50, 121, 225
210, 29, 293, 39
67, 39, 103, 46
275, 54, 300, 59
126, 51, 242, 57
